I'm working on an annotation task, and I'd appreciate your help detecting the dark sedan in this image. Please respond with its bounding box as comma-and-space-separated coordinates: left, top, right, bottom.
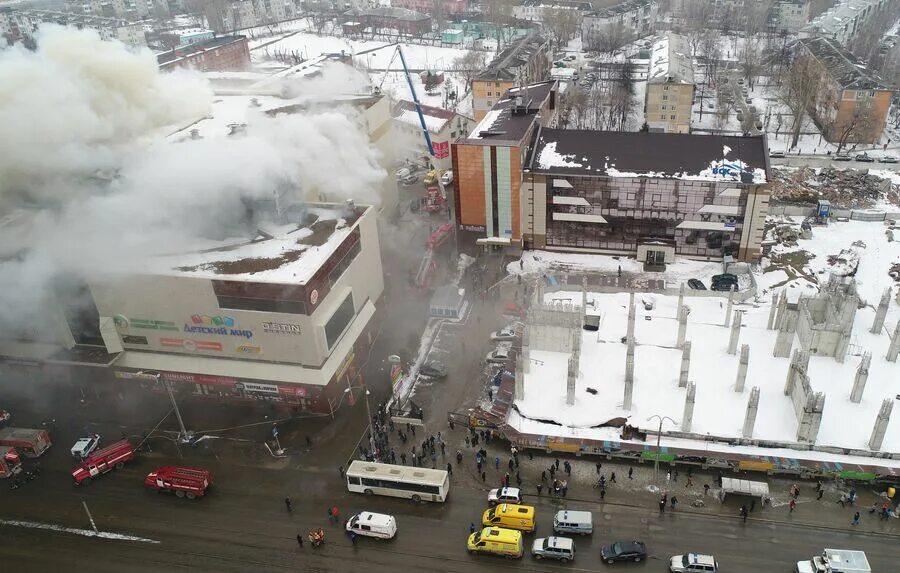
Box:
601, 540, 648, 564
687, 279, 706, 290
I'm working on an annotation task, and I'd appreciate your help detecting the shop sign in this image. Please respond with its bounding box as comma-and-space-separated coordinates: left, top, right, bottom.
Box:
459, 224, 486, 232
236, 345, 261, 355
262, 322, 302, 335
310, 290, 320, 306
184, 314, 252, 339
161, 338, 222, 352
114, 371, 158, 381
239, 381, 279, 394
278, 385, 308, 397
161, 372, 236, 386
390, 364, 403, 388
113, 315, 178, 331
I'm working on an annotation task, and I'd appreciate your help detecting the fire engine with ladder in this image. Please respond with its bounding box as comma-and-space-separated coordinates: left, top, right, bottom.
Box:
145, 466, 213, 499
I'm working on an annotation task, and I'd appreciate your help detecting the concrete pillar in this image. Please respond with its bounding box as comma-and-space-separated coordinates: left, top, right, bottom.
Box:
742, 386, 760, 438
850, 352, 871, 403
767, 291, 779, 330
888, 320, 900, 363
773, 309, 798, 358
623, 338, 635, 410
514, 355, 525, 401
784, 349, 801, 395
727, 310, 743, 355
797, 390, 825, 444
679, 341, 691, 388
870, 288, 891, 334
677, 283, 685, 319
627, 292, 636, 342
796, 350, 810, 376
774, 290, 788, 330
682, 382, 696, 433
566, 354, 577, 406
676, 306, 690, 348
735, 344, 750, 392
724, 285, 735, 327
868, 399, 894, 451
522, 330, 531, 374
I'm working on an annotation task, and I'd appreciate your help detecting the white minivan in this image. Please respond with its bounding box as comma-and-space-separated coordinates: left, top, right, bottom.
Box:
345, 512, 397, 540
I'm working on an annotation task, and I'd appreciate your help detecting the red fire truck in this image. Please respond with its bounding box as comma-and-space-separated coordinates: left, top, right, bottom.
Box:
145, 466, 213, 499
0, 446, 22, 478
0, 427, 52, 458
72, 440, 135, 485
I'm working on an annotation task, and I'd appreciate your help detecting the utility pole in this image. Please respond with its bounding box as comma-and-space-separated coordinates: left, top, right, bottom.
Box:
647, 414, 676, 480
364, 388, 375, 452
162, 377, 191, 443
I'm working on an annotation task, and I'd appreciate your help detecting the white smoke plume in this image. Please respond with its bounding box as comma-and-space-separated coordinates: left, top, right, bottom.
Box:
0, 25, 386, 333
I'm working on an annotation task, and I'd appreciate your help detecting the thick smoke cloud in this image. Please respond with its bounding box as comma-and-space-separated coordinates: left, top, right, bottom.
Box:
0, 25, 386, 334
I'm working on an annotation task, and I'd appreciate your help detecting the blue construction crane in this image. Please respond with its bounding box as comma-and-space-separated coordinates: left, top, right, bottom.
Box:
380, 44, 435, 157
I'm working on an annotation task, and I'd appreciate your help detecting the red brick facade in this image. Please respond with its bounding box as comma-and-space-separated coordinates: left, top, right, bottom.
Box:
158, 36, 250, 73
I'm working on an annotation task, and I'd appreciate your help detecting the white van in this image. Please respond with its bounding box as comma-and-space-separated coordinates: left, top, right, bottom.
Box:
553, 510, 593, 535
345, 512, 397, 540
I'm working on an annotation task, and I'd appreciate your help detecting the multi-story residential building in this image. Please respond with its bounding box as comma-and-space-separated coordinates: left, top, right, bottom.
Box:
523, 131, 770, 263
393, 101, 474, 170
157, 35, 251, 72
645, 33, 694, 134
341, 7, 432, 36
581, 0, 658, 51
390, 0, 468, 15
10, 9, 147, 47
800, 0, 893, 48
0, 7, 36, 44
471, 32, 552, 122
450, 81, 559, 248
511, 0, 592, 24
796, 37, 894, 145
207, 0, 303, 33
770, 0, 810, 34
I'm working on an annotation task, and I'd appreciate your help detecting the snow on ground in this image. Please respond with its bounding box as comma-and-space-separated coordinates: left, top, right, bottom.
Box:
514, 285, 900, 452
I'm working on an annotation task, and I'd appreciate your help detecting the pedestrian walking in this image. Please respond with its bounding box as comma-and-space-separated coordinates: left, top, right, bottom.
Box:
541, 470, 547, 482
285, 496, 293, 512
703, 484, 710, 496
852, 511, 860, 526
488, 389, 493, 402
508, 458, 514, 471
561, 479, 568, 497
659, 497, 666, 513
628, 467, 633, 480
555, 459, 560, 471
504, 472, 510, 486
447, 462, 453, 475
297, 533, 303, 548
350, 531, 357, 545
740, 505, 748, 522
671, 496, 678, 510
673, 469, 678, 482
817, 489, 824, 500
600, 487, 606, 500
401, 452, 407, 465
495, 456, 500, 470
456, 450, 463, 464
610, 472, 616, 483
331, 506, 340, 525
338, 465, 344, 478
666, 471, 671, 484
465, 435, 470, 447
789, 499, 796, 513
481, 471, 486, 482
470, 522, 476, 534
440, 442, 445, 456
686, 475, 693, 487
449, 418, 455, 430
596, 462, 602, 474
549, 465, 556, 479
516, 472, 522, 486
327, 506, 333, 523
537, 483, 544, 495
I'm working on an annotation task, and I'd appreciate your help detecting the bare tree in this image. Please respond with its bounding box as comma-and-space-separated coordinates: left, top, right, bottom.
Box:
779, 54, 823, 149
827, 100, 880, 154
543, 7, 580, 49
561, 87, 589, 129
585, 21, 630, 54
700, 29, 722, 83
454, 51, 487, 92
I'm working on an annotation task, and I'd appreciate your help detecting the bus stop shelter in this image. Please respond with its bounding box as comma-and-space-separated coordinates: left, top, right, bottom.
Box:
719, 477, 769, 503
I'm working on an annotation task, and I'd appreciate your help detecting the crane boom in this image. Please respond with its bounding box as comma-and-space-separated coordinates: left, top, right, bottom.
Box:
396, 45, 434, 157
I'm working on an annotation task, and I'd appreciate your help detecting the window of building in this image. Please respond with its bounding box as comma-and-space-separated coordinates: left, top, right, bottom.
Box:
495, 82, 500, 87
670, 114, 676, 120
662, 95, 668, 101
217, 296, 307, 315
660, 114, 666, 120
325, 292, 356, 350
663, 85, 669, 91
328, 240, 361, 288
661, 105, 666, 111
486, 91, 491, 96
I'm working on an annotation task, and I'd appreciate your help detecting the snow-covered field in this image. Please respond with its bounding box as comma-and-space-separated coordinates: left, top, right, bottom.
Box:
508, 218, 900, 458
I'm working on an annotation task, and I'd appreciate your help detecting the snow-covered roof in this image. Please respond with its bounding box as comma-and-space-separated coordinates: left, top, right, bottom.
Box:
148, 203, 366, 284
393, 100, 460, 134
648, 32, 693, 84
529, 129, 768, 184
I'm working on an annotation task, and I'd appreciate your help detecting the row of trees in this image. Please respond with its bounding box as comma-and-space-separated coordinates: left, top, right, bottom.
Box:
559, 62, 639, 132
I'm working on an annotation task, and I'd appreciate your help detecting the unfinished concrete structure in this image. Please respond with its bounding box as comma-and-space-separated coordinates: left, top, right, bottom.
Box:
735, 344, 749, 392
888, 320, 900, 362
773, 307, 799, 358
850, 352, 871, 403
870, 288, 891, 334
868, 399, 894, 451
624, 337, 635, 410
742, 386, 760, 438
727, 310, 743, 355
795, 277, 858, 363
676, 306, 690, 348
679, 341, 691, 388
783, 350, 824, 443
725, 285, 735, 327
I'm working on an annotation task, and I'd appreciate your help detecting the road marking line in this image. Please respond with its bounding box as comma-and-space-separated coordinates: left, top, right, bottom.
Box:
0, 518, 160, 543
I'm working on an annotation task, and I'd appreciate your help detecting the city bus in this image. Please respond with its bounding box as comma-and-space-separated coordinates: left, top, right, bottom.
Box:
345, 461, 450, 503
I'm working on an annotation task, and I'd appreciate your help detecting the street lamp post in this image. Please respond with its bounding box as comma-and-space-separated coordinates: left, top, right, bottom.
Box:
646, 414, 676, 480
345, 386, 376, 454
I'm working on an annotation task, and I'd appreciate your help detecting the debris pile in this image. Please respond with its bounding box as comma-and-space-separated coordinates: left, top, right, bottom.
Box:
769, 222, 800, 247
826, 241, 865, 277
771, 167, 895, 208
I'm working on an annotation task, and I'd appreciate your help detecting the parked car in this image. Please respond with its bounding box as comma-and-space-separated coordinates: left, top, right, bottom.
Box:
769, 151, 785, 158
485, 346, 512, 364
441, 170, 453, 185
833, 154, 853, 161
601, 540, 648, 564
400, 174, 418, 185
669, 553, 719, 572
737, 78, 744, 85
687, 279, 706, 290
419, 361, 447, 379
531, 536, 575, 563
710, 273, 739, 292
877, 155, 899, 163
71, 433, 101, 460
745, 98, 752, 104
395, 167, 412, 180
488, 486, 522, 506
490, 327, 518, 341
854, 152, 875, 162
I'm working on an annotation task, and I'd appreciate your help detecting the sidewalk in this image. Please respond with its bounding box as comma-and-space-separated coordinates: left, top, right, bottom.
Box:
444, 428, 900, 537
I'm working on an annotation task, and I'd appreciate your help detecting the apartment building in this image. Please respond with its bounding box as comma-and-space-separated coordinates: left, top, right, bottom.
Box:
645, 33, 694, 134
511, 0, 592, 24
393, 101, 474, 170
800, 0, 893, 48
471, 33, 552, 122
581, 0, 658, 51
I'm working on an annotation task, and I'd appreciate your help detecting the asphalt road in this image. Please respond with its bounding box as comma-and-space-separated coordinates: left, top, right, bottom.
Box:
1, 459, 895, 573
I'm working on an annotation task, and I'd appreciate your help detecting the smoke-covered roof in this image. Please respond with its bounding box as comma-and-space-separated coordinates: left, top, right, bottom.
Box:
798, 37, 892, 90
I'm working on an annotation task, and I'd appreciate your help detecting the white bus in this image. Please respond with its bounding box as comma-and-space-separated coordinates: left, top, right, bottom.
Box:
346, 461, 450, 503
